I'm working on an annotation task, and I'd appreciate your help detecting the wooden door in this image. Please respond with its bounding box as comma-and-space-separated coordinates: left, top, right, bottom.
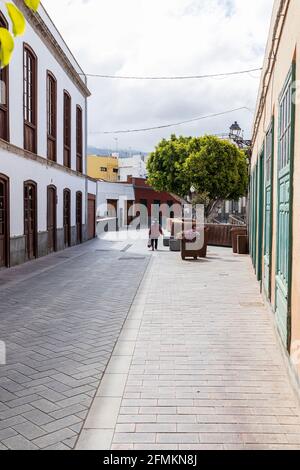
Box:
88, 194, 96, 240
24, 182, 37, 260
63, 189, 71, 248
263, 123, 274, 299
275, 67, 295, 348
47, 186, 57, 253
126, 200, 134, 226
0, 175, 9, 268
76, 192, 82, 244
107, 199, 118, 218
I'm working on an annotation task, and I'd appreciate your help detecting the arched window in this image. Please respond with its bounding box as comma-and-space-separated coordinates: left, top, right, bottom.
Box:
24, 180, 37, 260
0, 173, 9, 267
47, 71, 57, 161
63, 189, 71, 248
47, 185, 57, 253
76, 105, 83, 173
63, 91, 71, 168
76, 191, 82, 244
0, 12, 9, 142
24, 44, 37, 153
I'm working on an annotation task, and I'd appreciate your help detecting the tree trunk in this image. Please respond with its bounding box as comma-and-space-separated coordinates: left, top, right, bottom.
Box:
205, 199, 223, 222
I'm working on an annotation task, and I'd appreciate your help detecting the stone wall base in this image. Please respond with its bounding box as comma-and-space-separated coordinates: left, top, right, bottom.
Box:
9, 224, 93, 268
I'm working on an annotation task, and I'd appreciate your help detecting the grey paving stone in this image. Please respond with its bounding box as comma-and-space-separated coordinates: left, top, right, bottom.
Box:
0, 428, 19, 441
49, 404, 86, 420
33, 428, 77, 449
0, 416, 27, 430
42, 415, 82, 434
13, 421, 47, 440
23, 409, 55, 426
31, 399, 61, 414
2, 435, 39, 450
0, 239, 149, 450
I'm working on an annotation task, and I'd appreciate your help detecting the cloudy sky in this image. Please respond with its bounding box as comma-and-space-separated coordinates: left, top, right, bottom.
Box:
43, 0, 274, 153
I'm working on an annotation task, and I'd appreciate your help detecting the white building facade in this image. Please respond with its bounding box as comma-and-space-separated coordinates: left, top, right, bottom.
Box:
96, 181, 135, 229
0, 1, 95, 268
118, 154, 149, 182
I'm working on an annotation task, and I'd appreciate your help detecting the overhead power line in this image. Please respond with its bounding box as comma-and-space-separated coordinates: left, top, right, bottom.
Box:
83, 67, 262, 81
89, 107, 252, 135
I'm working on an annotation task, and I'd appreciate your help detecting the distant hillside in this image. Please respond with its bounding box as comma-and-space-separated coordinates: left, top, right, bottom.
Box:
87, 147, 148, 158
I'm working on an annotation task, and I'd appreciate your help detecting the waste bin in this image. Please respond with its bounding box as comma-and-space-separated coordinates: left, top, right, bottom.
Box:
237, 234, 249, 255
163, 236, 170, 247
231, 227, 247, 254
170, 238, 181, 252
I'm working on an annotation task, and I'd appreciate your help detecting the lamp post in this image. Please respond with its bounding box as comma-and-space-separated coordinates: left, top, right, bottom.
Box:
229, 121, 242, 141
229, 121, 252, 150
228, 122, 252, 229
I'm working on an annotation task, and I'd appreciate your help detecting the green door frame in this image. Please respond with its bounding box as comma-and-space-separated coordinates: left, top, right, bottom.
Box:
256, 149, 264, 282
252, 163, 258, 270
263, 118, 274, 300
275, 63, 295, 350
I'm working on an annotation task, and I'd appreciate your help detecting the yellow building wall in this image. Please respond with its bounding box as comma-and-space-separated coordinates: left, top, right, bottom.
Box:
251, 0, 300, 378
87, 156, 119, 182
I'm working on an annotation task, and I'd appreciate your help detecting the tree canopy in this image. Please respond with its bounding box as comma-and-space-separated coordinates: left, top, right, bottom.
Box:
147, 135, 193, 198
147, 134, 249, 216
185, 135, 249, 201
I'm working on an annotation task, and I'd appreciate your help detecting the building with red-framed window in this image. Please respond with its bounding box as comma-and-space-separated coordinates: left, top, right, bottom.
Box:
127, 177, 183, 226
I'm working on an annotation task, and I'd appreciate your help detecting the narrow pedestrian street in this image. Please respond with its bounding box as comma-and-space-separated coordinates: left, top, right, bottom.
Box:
1, 234, 300, 450
0, 236, 150, 450
77, 239, 300, 450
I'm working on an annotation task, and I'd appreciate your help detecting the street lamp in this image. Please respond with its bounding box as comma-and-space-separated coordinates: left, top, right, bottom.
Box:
229, 121, 252, 150
229, 121, 242, 141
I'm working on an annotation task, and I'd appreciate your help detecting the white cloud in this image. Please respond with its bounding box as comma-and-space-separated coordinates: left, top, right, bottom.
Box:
42, 0, 274, 152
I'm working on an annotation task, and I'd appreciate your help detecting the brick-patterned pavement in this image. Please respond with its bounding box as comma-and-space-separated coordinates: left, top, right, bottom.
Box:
77, 244, 300, 450
0, 238, 150, 450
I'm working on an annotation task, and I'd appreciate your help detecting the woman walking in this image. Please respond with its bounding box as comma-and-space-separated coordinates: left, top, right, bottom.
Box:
149, 219, 163, 251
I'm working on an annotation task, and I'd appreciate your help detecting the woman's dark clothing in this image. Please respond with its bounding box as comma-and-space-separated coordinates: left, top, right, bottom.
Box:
151, 239, 158, 250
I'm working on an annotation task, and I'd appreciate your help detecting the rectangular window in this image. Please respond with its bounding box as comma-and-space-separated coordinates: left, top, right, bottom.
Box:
101, 167, 107, 172
63, 91, 71, 168
278, 76, 292, 172
24, 45, 37, 153
47, 72, 57, 161
265, 125, 273, 184
76, 106, 83, 172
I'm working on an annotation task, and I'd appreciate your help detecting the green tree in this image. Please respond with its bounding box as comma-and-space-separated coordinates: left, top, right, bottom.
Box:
185, 135, 249, 217
147, 135, 192, 198
0, 1, 40, 67
147, 134, 249, 218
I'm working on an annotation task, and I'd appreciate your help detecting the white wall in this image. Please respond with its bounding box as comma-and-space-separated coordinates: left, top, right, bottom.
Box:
0, 3, 90, 240
0, 149, 86, 236
5, 3, 87, 173
88, 179, 97, 196
97, 182, 135, 222
118, 155, 148, 182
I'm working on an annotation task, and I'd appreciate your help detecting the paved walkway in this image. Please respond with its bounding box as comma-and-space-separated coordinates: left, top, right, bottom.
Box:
77, 243, 300, 450
0, 237, 150, 450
